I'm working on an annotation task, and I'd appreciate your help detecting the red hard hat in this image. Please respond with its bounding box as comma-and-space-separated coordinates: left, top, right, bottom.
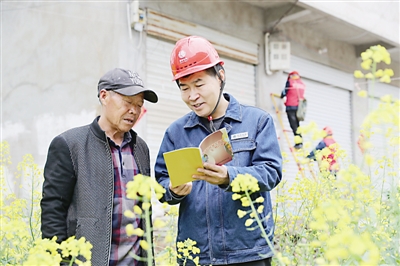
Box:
170, 36, 224, 81
323, 126, 333, 136
288, 71, 300, 79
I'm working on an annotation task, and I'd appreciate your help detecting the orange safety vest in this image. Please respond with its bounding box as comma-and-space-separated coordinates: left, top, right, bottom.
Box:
285, 78, 305, 107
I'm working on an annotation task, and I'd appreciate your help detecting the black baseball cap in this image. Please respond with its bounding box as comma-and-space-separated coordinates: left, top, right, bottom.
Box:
98, 68, 158, 103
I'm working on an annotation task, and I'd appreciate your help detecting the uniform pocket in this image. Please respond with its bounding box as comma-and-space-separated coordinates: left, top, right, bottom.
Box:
231, 139, 256, 166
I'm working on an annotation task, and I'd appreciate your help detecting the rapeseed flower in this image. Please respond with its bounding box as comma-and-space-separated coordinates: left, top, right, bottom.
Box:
354, 45, 394, 92
354, 70, 364, 78
231, 173, 260, 193
140, 240, 149, 250
176, 238, 200, 266
358, 90, 368, 97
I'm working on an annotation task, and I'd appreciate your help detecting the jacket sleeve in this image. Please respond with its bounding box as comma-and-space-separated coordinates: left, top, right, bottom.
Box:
307, 141, 327, 160
40, 135, 76, 243
226, 113, 283, 192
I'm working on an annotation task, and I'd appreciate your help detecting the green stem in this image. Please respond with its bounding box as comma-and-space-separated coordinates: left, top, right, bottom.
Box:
368, 62, 376, 113
144, 199, 153, 266
69, 256, 76, 266
274, 186, 279, 226
290, 200, 305, 234
379, 159, 387, 220
245, 191, 285, 266
29, 166, 35, 241
298, 181, 320, 240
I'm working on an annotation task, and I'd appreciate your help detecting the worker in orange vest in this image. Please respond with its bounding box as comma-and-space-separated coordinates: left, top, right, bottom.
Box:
306, 126, 340, 177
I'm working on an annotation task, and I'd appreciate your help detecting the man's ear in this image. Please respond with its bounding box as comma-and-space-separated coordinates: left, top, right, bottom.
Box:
98, 89, 109, 104
218, 69, 225, 83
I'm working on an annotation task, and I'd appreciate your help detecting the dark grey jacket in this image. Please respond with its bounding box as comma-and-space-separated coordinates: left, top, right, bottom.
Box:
41, 117, 152, 266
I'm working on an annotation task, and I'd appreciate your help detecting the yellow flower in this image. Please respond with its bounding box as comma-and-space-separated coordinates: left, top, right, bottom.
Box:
237, 209, 247, 218
380, 75, 391, 83
134, 228, 144, 236
354, 70, 364, 78
140, 240, 149, 250
165, 233, 173, 243
374, 69, 383, 78
142, 202, 151, 210
361, 49, 373, 61
133, 205, 142, 215
193, 257, 200, 265
231, 174, 260, 193
126, 224, 135, 236
176, 238, 201, 265
357, 90, 368, 98
365, 73, 374, 79
365, 154, 374, 166
255, 196, 264, 203
370, 45, 390, 64
124, 210, 135, 218
240, 197, 251, 207
126, 174, 165, 201
361, 59, 372, 70
380, 95, 392, 103
294, 135, 303, 144
315, 257, 326, 265
153, 219, 166, 228
232, 193, 241, 200
245, 218, 254, 226
310, 240, 321, 248
383, 68, 394, 76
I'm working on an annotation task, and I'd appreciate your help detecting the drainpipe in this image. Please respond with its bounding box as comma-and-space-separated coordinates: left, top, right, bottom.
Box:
265, 32, 273, 76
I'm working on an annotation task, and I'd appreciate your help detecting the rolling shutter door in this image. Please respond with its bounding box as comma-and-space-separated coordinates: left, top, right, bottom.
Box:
367, 82, 399, 192
145, 36, 256, 175
276, 56, 353, 185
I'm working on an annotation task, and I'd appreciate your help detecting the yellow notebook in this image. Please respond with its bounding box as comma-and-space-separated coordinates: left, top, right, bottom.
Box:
163, 128, 233, 187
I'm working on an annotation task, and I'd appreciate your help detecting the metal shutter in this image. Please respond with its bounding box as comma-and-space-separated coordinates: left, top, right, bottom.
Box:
367, 82, 399, 192
276, 57, 353, 185
145, 36, 256, 176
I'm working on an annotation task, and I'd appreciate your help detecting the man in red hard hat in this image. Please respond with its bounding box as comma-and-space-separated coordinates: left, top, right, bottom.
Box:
155, 36, 282, 266
281, 71, 306, 149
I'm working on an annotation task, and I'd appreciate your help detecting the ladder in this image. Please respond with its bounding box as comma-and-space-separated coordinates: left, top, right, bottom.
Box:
270, 93, 317, 181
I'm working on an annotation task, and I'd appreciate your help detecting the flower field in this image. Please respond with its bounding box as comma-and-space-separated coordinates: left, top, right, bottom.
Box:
1, 46, 399, 265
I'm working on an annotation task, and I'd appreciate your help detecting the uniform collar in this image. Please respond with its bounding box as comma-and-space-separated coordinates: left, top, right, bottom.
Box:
91, 116, 137, 145
184, 93, 242, 129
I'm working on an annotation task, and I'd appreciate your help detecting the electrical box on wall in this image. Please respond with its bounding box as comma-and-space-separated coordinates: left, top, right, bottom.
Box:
130, 0, 145, 32
269, 42, 291, 71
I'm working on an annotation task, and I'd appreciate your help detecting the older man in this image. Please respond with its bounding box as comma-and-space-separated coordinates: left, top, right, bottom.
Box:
41, 68, 158, 265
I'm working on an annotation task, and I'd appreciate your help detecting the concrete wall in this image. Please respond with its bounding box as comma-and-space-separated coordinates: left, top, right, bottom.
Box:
2, 1, 399, 194
2, 2, 147, 192
300, 1, 400, 46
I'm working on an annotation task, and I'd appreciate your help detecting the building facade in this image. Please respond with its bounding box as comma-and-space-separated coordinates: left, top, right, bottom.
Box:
2, 0, 399, 193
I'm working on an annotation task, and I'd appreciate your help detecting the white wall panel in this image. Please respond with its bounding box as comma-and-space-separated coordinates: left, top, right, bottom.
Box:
366, 97, 399, 193
276, 61, 353, 186
287, 56, 354, 91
